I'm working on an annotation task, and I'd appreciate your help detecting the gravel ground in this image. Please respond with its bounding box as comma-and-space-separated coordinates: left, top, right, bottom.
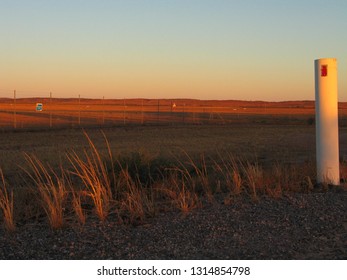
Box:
0, 190, 346, 260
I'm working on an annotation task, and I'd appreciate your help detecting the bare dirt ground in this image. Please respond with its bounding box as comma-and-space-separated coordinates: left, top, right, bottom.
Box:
0, 124, 346, 259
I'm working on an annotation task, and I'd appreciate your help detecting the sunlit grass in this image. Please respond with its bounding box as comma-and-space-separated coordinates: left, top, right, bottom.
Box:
67, 131, 113, 221
23, 154, 67, 229
0, 131, 323, 231
0, 169, 15, 232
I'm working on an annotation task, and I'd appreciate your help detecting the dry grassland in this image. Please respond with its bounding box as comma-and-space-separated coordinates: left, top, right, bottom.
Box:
0, 100, 346, 259
0, 121, 347, 228
2, 98, 347, 128
0, 110, 346, 259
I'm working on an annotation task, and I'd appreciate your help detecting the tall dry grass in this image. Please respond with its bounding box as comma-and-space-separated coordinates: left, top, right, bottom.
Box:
242, 162, 263, 200
214, 153, 243, 195
174, 152, 215, 204
67, 131, 113, 221
118, 168, 155, 223
0, 169, 15, 232
71, 189, 86, 225
23, 154, 67, 229
0, 129, 322, 231
158, 170, 201, 213
213, 152, 317, 201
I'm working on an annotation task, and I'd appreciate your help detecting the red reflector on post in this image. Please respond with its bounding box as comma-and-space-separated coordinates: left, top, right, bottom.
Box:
321, 65, 328, 76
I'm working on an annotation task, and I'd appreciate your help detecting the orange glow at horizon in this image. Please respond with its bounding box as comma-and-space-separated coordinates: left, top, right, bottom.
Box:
1, 1, 346, 101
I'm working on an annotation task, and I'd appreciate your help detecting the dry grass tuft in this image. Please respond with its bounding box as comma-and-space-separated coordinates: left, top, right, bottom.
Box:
176, 152, 214, 203
71, 188, 87, 225
118, 169, 155, 223
242, 162, 263, 200
23, 154, 67, 229
67, 131, 113, 221
0, 169, 15, 232
214, 153, 243, 195
159, 171, 201, 213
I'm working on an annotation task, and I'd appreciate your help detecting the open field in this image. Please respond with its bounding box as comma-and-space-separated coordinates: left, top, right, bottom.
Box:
0, 123, 331, 183
0, 111, 346, 259
2, 98, 347, 129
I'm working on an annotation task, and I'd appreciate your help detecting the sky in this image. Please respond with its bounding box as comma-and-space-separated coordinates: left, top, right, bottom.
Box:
0, 0, 346, 101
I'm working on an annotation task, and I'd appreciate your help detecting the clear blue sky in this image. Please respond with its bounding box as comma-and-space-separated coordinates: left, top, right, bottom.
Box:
0, 0, 346, 100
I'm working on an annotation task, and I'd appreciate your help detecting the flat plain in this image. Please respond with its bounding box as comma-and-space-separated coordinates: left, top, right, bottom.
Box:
0, 99, 346, 259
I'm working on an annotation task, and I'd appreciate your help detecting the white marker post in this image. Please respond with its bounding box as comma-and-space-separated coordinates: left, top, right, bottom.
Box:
315, 58, 340, 185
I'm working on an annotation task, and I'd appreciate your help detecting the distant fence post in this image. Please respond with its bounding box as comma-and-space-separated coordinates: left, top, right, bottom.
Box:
157, 99, 160, 124
49, 92, 52, 128
123, 98, 126, 125
170, 101, 173, 125
102, 96, 105, 125
78, 94, 81, 126
13, 90, 17, 129
141, 99, 144, 125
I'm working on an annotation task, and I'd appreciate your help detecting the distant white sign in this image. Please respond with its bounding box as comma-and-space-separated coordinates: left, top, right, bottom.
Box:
36, 103, 43, 111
